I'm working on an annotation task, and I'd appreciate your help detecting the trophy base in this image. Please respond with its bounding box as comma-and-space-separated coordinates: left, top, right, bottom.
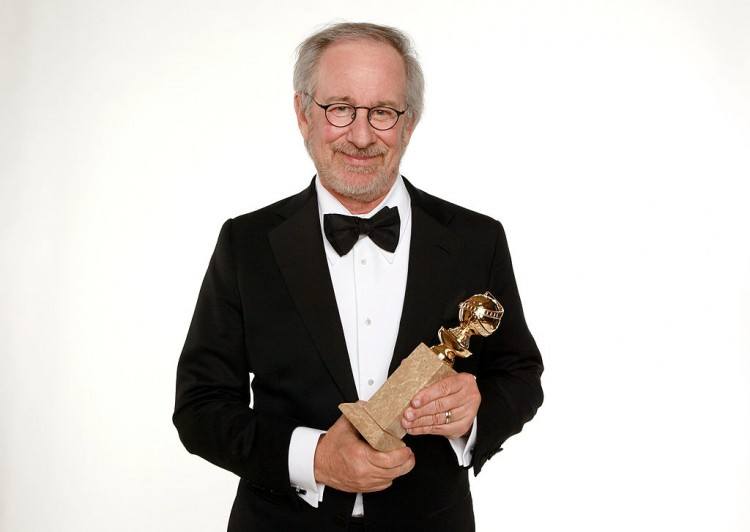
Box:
339, 343, 456, 452
339, 401, 406, 452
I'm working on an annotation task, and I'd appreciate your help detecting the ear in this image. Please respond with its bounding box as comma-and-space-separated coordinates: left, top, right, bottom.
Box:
294, 92, 310, 141
400, 114, 418, 146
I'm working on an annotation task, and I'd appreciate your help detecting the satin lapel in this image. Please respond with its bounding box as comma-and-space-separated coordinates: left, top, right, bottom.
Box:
268, 188, 358, 404
389, 192, 463, 375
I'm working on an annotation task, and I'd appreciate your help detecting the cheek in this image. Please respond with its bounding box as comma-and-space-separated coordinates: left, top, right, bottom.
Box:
386, 126, 408, 148
381, 134, 404, 159
316, 119, 346, 140
308, 132, 334, 159
317, 128, 347, 153
308, 119, 340, 145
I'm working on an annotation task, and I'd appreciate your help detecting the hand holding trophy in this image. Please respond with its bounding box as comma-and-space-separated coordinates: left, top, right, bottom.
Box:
339, 292, 504, 451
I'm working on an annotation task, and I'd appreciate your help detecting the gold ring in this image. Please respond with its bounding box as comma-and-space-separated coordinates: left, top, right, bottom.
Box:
445, 410, 452, 424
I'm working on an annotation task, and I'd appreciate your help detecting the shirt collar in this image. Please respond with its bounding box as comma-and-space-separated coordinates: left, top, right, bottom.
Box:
315, 175, 411, 264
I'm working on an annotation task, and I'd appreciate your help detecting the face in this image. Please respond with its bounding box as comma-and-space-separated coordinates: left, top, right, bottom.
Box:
294, 39, 416, 204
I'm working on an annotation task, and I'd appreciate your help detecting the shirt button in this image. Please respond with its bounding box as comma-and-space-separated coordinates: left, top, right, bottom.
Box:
360, 258, 367, 265
364, 318, 372, 326
367, 379, 374, 386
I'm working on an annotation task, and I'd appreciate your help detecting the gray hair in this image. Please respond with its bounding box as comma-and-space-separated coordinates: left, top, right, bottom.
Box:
293, 22, 424, 125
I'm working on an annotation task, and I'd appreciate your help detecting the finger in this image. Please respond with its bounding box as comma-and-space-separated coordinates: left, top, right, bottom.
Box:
360, 481, 392, 493
403, 392, 463, 422
373, 451, 415, 481
407, 373, 480, 423
410, 375, 464, 410
407, 418, 473, 438
403, 404, 470, 429
366, 446, 413, 470
390, 452, 416, 478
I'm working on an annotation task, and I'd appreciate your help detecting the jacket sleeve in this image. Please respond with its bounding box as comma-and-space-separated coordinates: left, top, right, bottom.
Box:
172, 219, 299, 495
472, 221, 544, 476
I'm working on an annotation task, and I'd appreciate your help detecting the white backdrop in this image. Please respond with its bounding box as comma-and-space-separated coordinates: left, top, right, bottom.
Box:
2, 1, 749, 531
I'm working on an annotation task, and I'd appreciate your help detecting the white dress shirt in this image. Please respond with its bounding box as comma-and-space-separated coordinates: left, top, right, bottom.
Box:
287, 175, 478, 515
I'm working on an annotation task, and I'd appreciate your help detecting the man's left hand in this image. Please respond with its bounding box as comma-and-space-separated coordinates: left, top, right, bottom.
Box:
401, 373, 480, 439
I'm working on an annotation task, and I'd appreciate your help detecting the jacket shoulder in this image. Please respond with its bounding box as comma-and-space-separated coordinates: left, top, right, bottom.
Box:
406, 179, 502, 232
228, 182, 314, 235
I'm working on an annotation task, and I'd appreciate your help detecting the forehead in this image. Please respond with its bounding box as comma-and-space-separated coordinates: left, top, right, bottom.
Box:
315, 39, 407, 105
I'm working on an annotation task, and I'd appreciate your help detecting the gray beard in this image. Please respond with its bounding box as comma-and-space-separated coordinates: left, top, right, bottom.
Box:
318, 163, 396, 203
305, 139, 399, 203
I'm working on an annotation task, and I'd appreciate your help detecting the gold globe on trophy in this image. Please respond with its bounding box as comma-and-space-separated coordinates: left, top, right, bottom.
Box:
339, 292, 504, 451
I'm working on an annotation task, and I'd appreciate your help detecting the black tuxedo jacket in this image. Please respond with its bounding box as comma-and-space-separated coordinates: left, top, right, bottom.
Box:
173, 178, 543, 532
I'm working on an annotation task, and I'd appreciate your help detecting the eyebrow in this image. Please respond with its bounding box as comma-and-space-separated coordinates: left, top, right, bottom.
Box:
321, 95, 403, 108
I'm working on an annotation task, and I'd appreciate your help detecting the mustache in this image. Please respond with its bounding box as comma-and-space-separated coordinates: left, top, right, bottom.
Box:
332, 142, 386, 158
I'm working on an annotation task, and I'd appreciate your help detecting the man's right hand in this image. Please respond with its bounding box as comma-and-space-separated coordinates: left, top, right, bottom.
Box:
313, 415, 415, 493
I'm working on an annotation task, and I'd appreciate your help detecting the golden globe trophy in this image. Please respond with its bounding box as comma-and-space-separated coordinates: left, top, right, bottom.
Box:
339, 292, 504, 451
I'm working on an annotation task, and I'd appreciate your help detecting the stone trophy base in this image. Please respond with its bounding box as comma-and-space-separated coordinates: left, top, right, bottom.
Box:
339, 343, 456, 452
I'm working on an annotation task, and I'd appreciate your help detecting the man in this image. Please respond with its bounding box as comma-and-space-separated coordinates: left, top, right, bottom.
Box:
173, 22, 543, 532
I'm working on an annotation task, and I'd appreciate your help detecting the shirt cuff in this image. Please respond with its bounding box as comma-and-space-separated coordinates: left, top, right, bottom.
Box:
447, 417, 478, 467
288, 426, 327, 507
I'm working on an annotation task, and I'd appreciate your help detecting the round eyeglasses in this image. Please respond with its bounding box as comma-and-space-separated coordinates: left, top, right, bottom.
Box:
311, 98, 408, 131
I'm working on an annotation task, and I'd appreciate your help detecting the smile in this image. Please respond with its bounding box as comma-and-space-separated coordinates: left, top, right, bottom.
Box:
340, 152, 380, 165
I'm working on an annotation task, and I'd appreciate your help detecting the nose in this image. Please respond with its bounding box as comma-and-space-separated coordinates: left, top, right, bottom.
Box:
346, 108, 377, 148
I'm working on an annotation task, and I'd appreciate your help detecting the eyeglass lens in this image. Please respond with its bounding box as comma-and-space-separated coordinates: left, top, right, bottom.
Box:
326, 104, 399, 130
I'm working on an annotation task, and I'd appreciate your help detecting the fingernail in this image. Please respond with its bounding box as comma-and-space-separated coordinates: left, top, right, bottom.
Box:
412, 399, 421, 408
405, 410, 414, 420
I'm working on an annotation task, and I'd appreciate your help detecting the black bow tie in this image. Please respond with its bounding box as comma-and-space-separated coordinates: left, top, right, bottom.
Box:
323, 206, 401, 256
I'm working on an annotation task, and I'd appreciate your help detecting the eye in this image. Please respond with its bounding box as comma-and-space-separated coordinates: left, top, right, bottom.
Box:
371, 107, 397, 121
328, 104, 354, 117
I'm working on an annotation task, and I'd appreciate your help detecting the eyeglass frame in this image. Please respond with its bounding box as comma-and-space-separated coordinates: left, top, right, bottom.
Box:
307, 95, 408, 131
